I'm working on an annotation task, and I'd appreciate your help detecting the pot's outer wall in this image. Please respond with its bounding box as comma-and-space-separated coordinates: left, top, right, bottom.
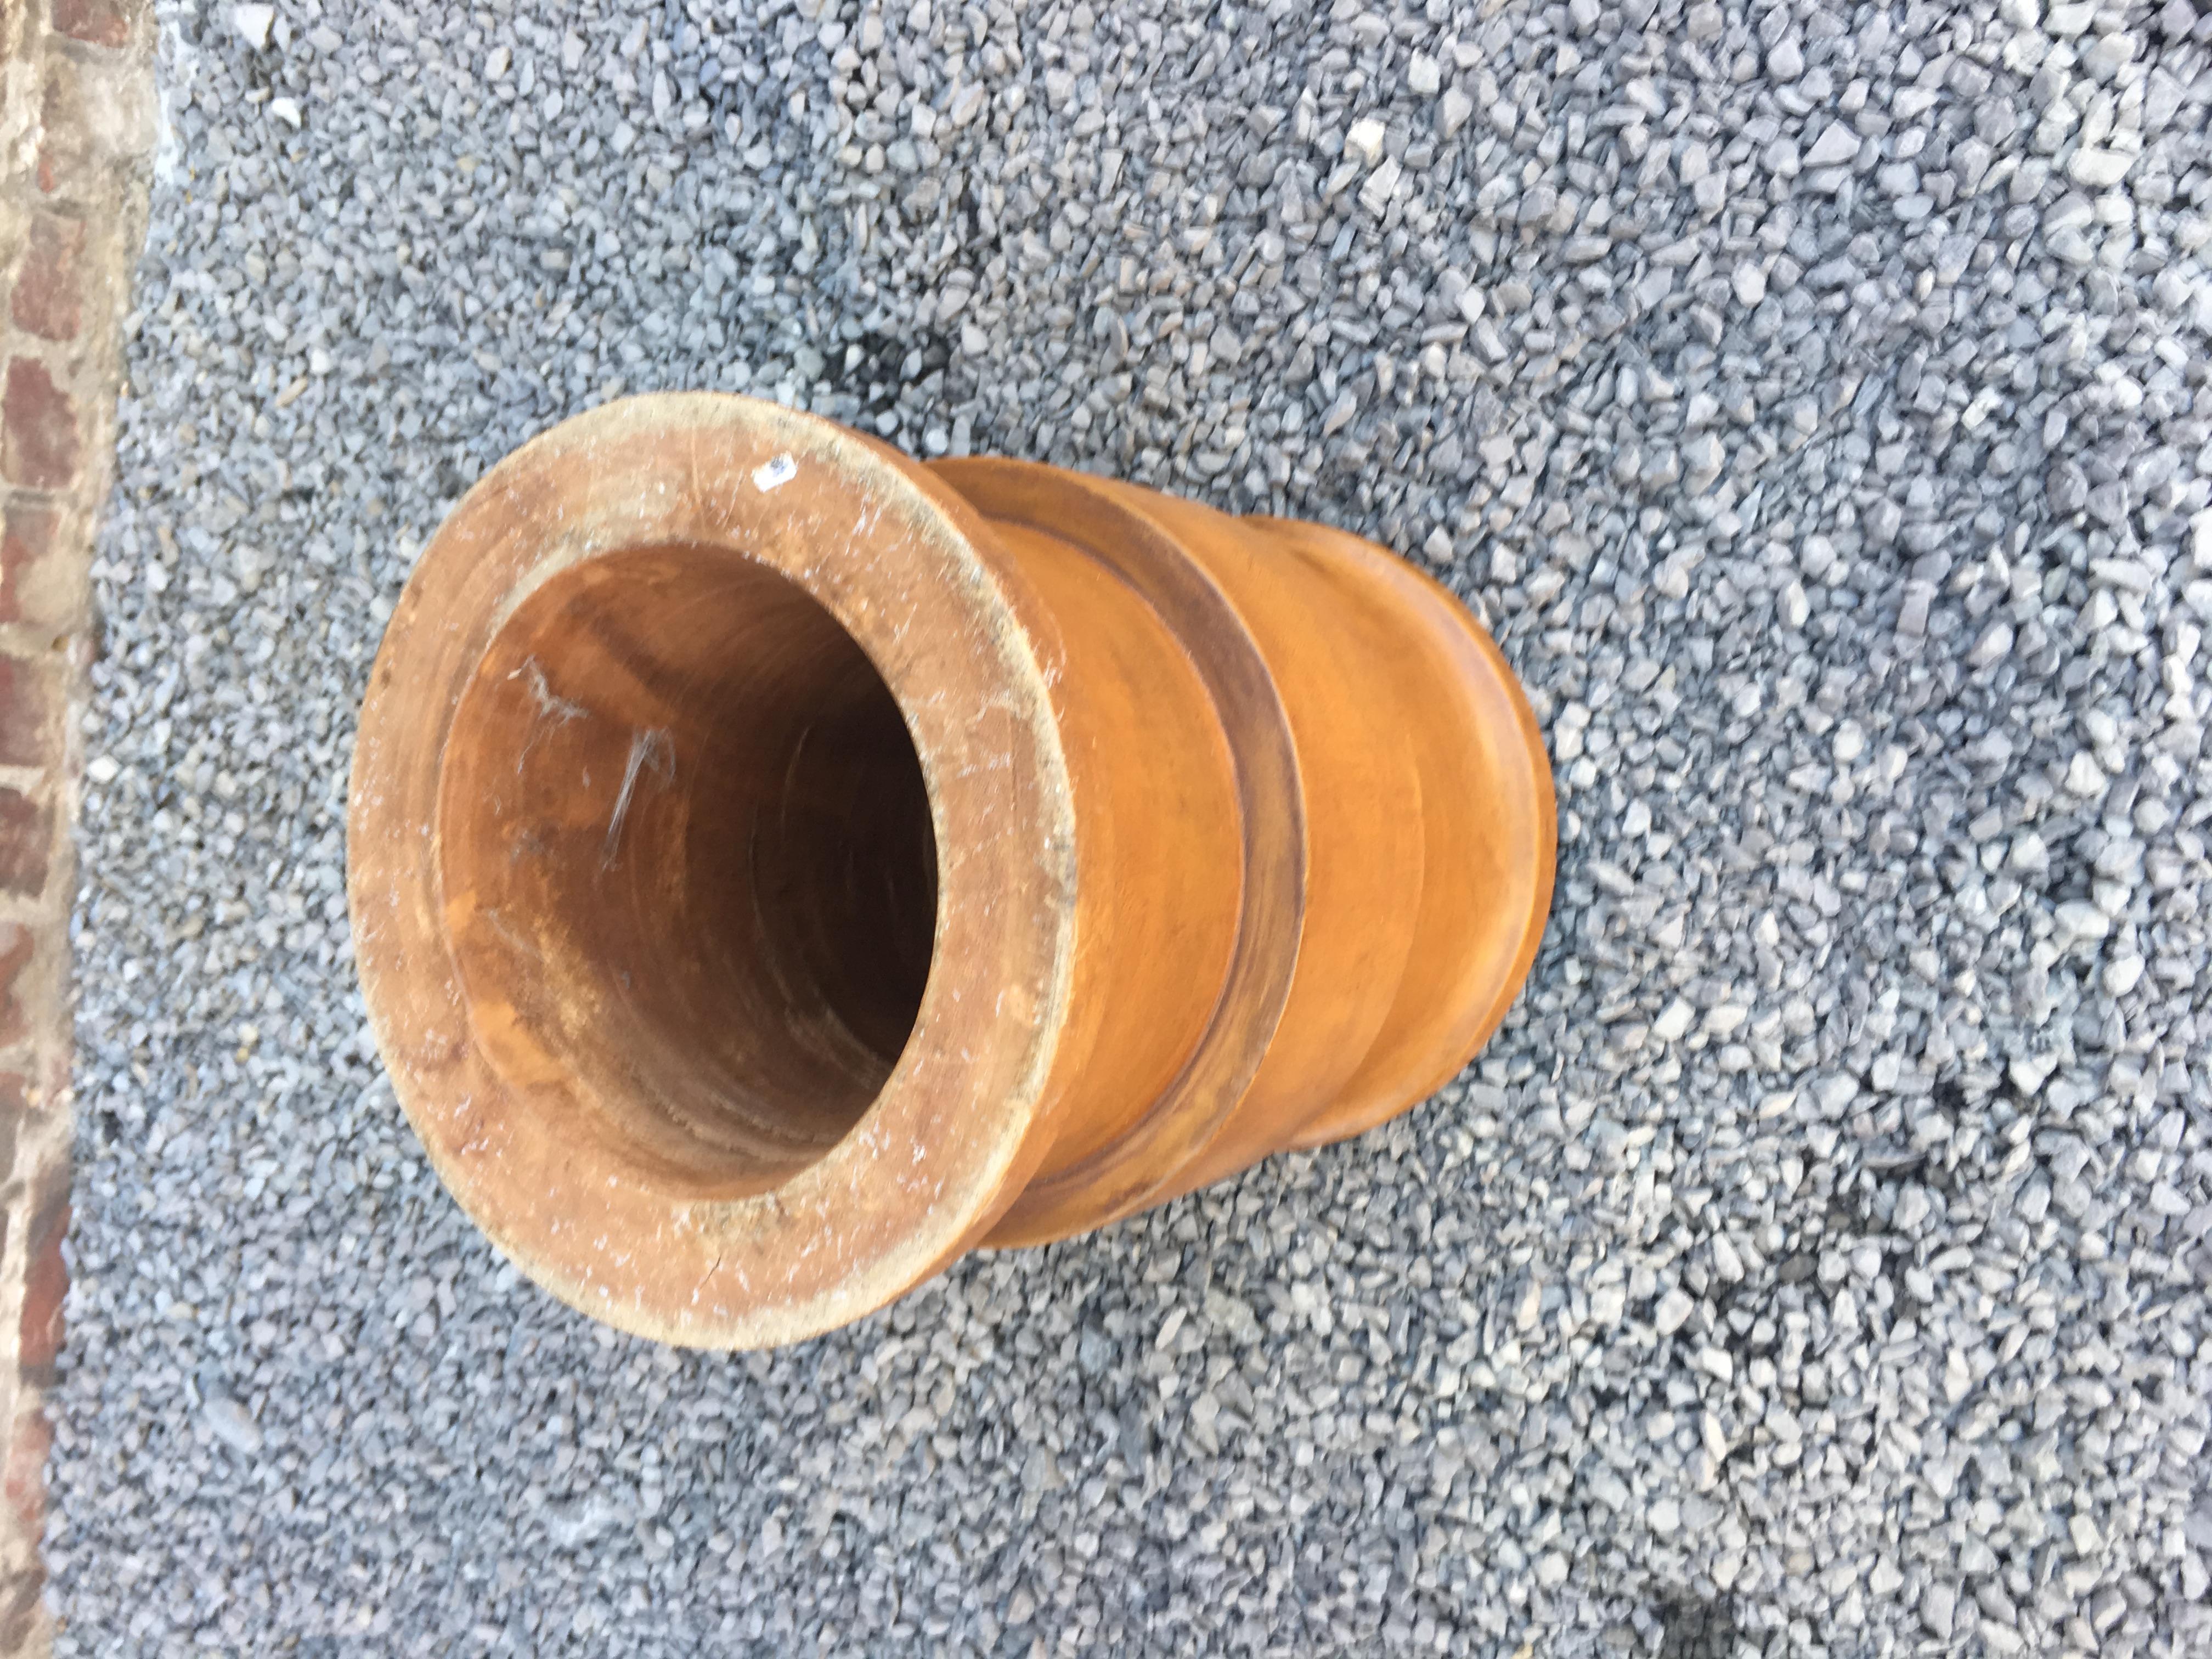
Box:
349, 392, 1555, 1348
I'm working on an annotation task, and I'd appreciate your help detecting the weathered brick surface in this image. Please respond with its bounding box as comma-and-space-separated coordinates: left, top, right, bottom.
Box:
0, 505, 57, 627
0, 927, 30, 1051
0, 666, 44, 771
0, 1570, 37, 1655
0, 1412, 44, 1542
7, 219, 83, 345
32, 48, 151, 200
0, 365, 75, 494
49, 2, 130, 53
0, 798, 47, 903
15, 1176, 63, 1389
0, 0, 155, 1649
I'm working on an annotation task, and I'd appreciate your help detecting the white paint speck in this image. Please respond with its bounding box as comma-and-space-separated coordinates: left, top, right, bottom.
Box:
753, 454, 797, 492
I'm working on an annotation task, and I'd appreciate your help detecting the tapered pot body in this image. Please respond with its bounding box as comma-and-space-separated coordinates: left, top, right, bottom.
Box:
348, 392, 1553, 1348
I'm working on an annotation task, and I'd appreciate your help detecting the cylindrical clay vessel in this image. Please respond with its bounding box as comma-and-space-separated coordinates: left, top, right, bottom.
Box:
348, 393, 1554, 1348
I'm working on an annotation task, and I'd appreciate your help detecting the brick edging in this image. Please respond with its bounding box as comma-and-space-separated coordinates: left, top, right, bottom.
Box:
0, 1, 154, 1650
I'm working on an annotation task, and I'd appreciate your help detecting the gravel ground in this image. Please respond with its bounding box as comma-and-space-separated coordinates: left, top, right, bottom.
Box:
48, 0, 2212, 1652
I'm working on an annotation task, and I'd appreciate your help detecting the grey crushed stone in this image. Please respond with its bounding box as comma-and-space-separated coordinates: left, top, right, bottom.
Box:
49, 0, 2212, 1654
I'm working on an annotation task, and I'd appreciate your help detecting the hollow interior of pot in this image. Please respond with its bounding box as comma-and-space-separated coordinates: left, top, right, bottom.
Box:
437, 544, 940, 1197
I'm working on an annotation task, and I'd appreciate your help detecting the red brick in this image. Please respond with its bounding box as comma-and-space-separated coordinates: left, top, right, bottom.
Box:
0, 792, 49, 898
1, 361, 78, 491
0, 503, 58, 627
0, 662, 46, 771
52, 0, 131, 48
0, 1410, 46, 1542
0, 924, 30, 1050
0, 661, 47, 770
9, 216, 86, 343
18, 1171, 65, 1386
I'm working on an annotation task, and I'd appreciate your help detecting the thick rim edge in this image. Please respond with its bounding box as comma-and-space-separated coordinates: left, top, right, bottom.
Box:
347, 393, 1077, 1347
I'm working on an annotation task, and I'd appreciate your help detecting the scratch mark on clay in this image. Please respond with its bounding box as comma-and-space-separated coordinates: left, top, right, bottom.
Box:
753, 453, 798, 492
510, 656, 587, 775
514, 657, 587, 723
602, 728, 675, 868
686, 1240, 727, 1306
481, 906, 545, 967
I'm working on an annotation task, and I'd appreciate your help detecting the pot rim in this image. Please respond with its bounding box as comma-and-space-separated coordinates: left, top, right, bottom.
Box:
348, 392, 1078, 1347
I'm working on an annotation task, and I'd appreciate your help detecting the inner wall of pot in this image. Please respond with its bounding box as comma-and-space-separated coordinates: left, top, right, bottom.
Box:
436, 544, 939, 1197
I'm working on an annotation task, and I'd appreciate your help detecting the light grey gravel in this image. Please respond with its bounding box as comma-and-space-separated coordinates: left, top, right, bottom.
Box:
48, 0, 2212, 1654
